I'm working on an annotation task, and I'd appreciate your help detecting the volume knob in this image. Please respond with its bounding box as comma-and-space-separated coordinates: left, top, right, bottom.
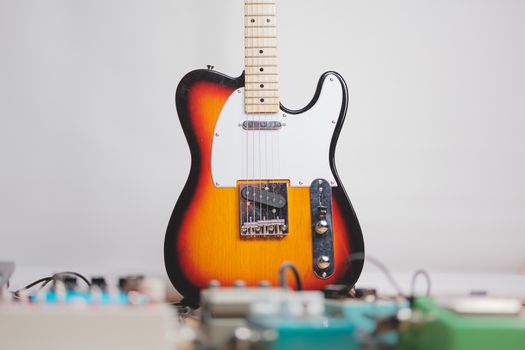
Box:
315, 219, 329, 234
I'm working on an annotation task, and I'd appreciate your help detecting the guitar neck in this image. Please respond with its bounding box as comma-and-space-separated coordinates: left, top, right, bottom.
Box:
244, 0, 280, 114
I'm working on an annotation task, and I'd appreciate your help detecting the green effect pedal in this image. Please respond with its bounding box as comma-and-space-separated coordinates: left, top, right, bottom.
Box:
399, 297, 525, 350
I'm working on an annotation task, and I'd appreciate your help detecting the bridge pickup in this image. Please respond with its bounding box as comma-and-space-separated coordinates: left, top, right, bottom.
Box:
240, 186, 287, 209
242, 120, 282, 131
239, 181, 289, 238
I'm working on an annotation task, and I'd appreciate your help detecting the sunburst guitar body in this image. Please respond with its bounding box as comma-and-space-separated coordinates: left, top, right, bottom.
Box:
164, 1, 364, 304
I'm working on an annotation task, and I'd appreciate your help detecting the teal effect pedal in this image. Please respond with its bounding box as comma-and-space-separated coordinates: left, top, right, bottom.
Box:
326, 298, 408, 348
249, 316, 358, 350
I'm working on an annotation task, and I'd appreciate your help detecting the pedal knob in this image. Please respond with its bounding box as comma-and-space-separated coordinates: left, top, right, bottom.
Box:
91, 277, 107, 290
317, 256, 331, 270
315, 219, 329, 234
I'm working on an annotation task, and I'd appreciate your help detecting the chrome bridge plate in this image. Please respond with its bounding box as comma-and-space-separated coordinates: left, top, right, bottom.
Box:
239, 181, 288, 238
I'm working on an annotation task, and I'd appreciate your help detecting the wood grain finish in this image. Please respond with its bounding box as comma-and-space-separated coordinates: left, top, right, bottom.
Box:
165, 70, 364, 303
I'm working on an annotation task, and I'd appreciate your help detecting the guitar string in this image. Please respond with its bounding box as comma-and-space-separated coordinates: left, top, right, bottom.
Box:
268, 116, 275, 233
245, 93, 249, 233
257, 2, 262, 237
258, 91, 262, 236
252, 101, 256, 228
264, 4, 272, 237
266, 4, 272, 237
277, 114, 281, 233
262, 6, 268, 237
259, 3, 264, 237
249, 5, 254, 233
245, 2, 281, 237
274, 1, 282, 235
256, 3, 261, 236
261, 1, 278, 234
244, 7, 249, 235
251, 4, 256, 235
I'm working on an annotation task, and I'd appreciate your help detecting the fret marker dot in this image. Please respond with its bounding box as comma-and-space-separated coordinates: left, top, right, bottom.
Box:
260, 84, 264, 88
259, 50, 264, 54
260, 98, 265, 103
251, 19, 255, 23
266, 18, 271, 23
259, 67, 264, 72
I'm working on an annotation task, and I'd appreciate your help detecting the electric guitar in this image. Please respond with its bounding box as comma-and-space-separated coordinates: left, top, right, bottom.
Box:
165, 0, 364, 303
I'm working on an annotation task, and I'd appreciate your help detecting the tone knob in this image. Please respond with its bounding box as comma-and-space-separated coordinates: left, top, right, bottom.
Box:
315, 219, 329, 234
317, 256, 331, 270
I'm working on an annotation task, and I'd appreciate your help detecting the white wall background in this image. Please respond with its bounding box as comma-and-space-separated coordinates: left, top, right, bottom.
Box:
1, 0, 524, 290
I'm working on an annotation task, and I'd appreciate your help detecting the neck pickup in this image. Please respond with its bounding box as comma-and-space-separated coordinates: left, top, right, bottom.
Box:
242, 120, 282, 131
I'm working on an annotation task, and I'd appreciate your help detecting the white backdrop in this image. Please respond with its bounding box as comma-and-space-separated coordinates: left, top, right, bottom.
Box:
1, 0, 524, 290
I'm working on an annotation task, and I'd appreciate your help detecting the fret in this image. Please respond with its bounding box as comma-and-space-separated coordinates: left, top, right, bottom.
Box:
245, 25, 277, 28
245, 37, 277, 48
245, 88, 279, 91
245, 74, 279, 83
245, 82, 279, 90
245, 105, 280, 113
245, 0, 275, 4
245, 57, 278, 66
244, 27, 277, 37
244, 0, 279, 114
245, 56, 277, 59
245, 90, 279, 98
245, 67, 279, 74
244, 17, 277, 26
245, 27, 277, 37
246, 97, 280, 105
244, 14, 276, 17
245, 65, 278, 67
245, 47, 278, 57
245, 5, 276, 15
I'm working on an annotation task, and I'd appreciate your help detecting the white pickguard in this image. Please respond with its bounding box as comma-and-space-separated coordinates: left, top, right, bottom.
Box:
211, 74, 342, 188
